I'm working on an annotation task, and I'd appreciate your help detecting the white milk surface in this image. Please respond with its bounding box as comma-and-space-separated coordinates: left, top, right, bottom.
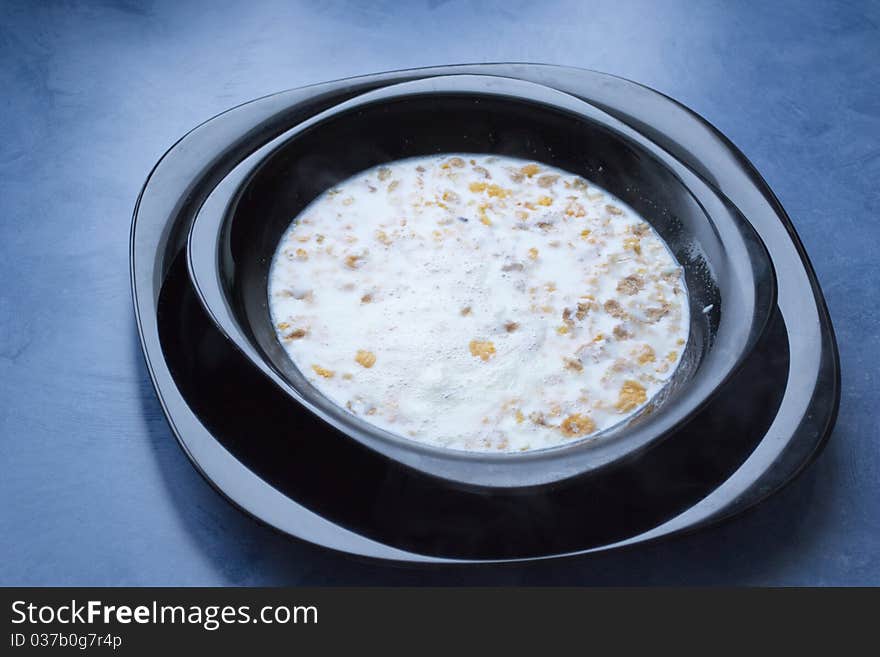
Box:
268, 154, 689, 452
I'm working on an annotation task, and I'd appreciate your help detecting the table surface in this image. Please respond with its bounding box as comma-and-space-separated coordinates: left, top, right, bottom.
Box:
1, 0, 877, 586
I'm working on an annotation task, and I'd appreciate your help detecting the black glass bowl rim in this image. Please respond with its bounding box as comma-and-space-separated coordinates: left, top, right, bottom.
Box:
186, 73, 777, 490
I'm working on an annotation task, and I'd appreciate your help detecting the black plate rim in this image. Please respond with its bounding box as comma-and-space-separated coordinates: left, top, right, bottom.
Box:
130, 63, 840, 564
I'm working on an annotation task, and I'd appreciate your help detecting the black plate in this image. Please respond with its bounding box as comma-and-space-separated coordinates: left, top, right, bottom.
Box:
131, 64, 839, 562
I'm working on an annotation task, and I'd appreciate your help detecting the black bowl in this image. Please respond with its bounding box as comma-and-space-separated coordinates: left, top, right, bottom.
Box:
187, 74, 776, 490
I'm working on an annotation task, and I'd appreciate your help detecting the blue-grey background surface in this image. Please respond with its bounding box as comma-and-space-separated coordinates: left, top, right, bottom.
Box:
1, 0, 877, 586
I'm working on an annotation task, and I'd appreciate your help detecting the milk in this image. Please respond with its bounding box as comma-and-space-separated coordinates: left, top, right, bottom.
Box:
268, 154, 689, 452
